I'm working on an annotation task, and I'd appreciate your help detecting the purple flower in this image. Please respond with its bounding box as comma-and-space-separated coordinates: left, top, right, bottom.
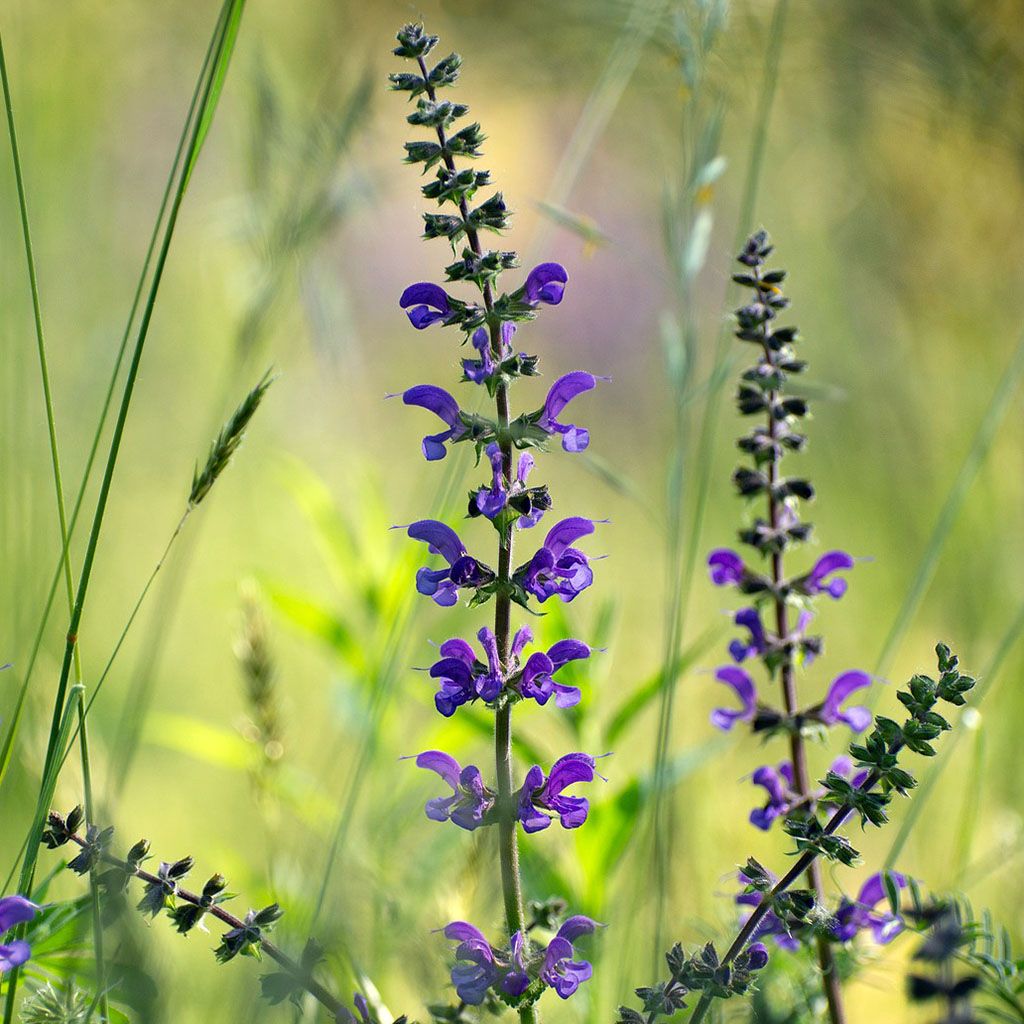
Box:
749, 762, 795, 830
523, 263, 568, 306
708, 549, 745, 587
463, 323, 516, 384
516, 753, 600, 833
400, 282, 454, 329
832, 872, 908, 944
519, 636, 591, 709
518, 517, 599, 603
442, 923, 534, 1004
750, 756, 867, 831
729, 607, 768, 663
470, 445, 549, 527
408, 751, 495, 831
540, 916, 598, 998
428, 628, 505, 716
538, 372, 607, 453
391, 385, 466, 461
402, 520, 494, 607
0, 895, 36, 974
801, 551, 855, 599
815, 670, 873, 733
710, 666, 757, 731
339, 994, 371, 1024
736, 871, 801, 951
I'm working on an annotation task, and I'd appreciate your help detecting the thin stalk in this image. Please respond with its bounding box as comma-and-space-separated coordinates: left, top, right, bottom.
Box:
3, 5, 242, 1019
58, 833, 351, 1020
415, 55, 535, 1024
1, 33, 108, 1019
754, 268, 845, 1024
0, 0, 222, 789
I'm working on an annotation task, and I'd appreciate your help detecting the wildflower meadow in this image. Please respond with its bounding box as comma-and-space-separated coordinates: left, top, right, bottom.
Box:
2, 3, 1024, 1023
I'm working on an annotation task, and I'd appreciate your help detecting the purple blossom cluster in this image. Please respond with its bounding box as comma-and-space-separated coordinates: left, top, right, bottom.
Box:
390, 24, 604, 1012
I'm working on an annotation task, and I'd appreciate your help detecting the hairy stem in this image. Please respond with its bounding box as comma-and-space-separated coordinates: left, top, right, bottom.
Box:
758, 267, 846, 1024
416, 55, 536, 1024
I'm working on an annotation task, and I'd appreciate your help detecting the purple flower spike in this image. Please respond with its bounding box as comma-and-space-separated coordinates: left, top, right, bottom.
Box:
518, 517, 599, 603
404, 520, 492, 607
410, 751, 495, 831
396, 385, 466, 461
818, 670, 873, 733
730, 607, 768, 663
806, 550, 855, 599
711, 666, 757, 731
520, 639, 591, 708
749, 762, 795, 830
832, 872, 908, 944
538, 372, 607, 453
400, 282, 452, 329
516, 753, 599, 833
541, 916, 597, 999
0, 895, 36, 974
708, 549, 745, 587
523, 263, 568, 306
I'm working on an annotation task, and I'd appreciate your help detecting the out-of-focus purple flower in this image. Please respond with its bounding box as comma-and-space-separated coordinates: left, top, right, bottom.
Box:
400, 282, 455, 329
538, 373, 607, 453
519, 637, 591, 709
711, 666, 757, 731
832, 872, 908, 944
708, 549, 745, 587
815, 670, 873, 733
390, 385, 467, 461
729, 607, 769, 663
745, 942, 770, 970
518, 518, 599, 603
408, 751, 495, 831
736, 873, 800, 952
0, 895, 36, 974
463, 323, 517, 384
749, 756, 868, 831
516, 753, 600, 833
802, 551, 855, 599
523, 263, 568, 306
540, 916, 597, 998
338, 994, 371, 1024
402, 520, 493, 607
749, 762, 795, 830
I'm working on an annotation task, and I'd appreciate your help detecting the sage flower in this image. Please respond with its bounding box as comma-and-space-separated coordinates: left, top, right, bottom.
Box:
402, 520, 494, 606
409, 751, 495, 831
516, 753, 600, 833
392, 385, 466, 461
522, 262, 568, 306
813, 670, 873, 733
517, 517, 599, 603
797, 551, 855, 599
518, 636, 591, 708
400, 282, 456, 329
442, 921, 527, 1003
428, 628, 504, 716
0, 896, 36, 974
540, 916, 598, 998
538, 372, 607, 453
710, 666, 757, 731
832, 872, 908, 944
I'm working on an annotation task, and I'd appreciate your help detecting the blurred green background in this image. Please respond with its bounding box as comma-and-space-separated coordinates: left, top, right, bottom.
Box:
2, 1, 1024, 1021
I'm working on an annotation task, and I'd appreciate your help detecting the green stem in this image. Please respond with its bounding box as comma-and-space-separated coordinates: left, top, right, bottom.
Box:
0, 32, 108, 1020
3, 5, 241, 1019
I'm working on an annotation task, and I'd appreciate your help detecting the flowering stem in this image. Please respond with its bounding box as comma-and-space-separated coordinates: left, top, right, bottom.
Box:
62, 835, 350, 1021
413, 54, 537, 1024
759, 274, 846, 1024
688, 762, 890, 1024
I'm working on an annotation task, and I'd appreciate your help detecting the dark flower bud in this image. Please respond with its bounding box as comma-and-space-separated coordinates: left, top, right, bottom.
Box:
254, 903, 284, 927
407, 99, 468, 130
393, 23, 438, 60
126, 838, 151, 869
203, 874, 228, 900
427, 53, 462, 89
388, 72, 427, 98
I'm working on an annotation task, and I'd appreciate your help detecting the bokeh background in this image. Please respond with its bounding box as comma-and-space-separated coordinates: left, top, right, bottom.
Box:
2, 1, 1024, 1021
